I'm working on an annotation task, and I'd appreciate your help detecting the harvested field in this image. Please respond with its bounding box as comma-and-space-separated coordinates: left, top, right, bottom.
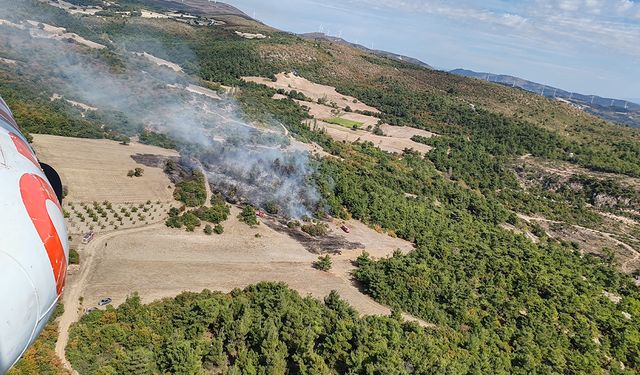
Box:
185, 84, 221, 100
310, 120, 433, 154
235, 31, 266, 39
0, 57, 16, 65
23, 20, 105, 49
140, 10, 170, 18
32, 134, 179, 203
40, 0, 102, 15
243, 72, 380, 113
272, 89, 436, 154
78, 206, 417, 320
288, 97, 381, 128
133, 51, 183, 72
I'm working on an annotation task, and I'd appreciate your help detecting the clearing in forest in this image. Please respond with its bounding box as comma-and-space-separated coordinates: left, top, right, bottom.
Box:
322, 117, 364, 128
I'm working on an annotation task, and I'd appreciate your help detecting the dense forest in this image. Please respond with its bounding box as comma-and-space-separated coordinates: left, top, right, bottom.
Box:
68, 283, 479, 374
2, 1, 639, 373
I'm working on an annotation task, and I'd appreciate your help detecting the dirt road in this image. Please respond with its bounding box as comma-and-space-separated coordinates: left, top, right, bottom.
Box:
54, 224, 165, 373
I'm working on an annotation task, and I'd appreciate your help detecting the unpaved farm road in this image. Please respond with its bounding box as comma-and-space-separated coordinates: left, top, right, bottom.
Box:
54, 224, 165, 373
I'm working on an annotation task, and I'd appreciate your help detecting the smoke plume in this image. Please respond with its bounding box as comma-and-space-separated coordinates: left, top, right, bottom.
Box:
0, 5, 320, 218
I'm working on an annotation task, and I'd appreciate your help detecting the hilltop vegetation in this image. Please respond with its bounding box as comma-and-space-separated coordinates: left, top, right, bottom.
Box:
2, 1, 639, 373
67, 283, 469, 374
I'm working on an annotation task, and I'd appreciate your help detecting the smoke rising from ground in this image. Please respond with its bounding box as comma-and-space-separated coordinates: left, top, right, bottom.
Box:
0, 9, 320, 217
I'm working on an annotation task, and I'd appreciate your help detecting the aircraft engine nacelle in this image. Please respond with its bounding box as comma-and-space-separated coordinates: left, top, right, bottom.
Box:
0, 96, 68, 374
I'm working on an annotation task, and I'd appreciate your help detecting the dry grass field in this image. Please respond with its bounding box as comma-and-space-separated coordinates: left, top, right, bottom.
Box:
243, 72, 379, 113
32, 134, 179, 203
78, 205, 417, 318
44, 132, 431, 369
268, 79, 436, 154
309, 120, 433, 154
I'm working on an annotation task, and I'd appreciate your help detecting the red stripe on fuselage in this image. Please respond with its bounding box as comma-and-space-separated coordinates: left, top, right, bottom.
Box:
19, 174, 67, 296
9, 132, 39, 168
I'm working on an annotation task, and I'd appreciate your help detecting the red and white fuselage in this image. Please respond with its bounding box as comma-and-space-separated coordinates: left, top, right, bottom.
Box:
0, 96, 68, 373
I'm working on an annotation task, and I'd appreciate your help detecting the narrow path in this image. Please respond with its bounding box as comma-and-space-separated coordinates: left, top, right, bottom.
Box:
55, 224, 165, 373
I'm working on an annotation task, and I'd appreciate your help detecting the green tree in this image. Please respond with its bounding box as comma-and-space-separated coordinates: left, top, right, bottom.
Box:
313, 255, 332, 271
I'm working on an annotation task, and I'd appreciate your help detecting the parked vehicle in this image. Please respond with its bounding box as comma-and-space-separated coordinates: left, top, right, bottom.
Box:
98, 297, 112, 306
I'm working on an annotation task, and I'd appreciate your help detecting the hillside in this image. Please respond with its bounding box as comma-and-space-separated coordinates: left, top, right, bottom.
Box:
300, 32, 432, 69
451, 68, 640, 128
2, 0, 640, 373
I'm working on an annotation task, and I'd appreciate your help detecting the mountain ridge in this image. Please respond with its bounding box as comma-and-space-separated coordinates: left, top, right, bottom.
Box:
299, 32, 432, 69
451, 68, 640, 128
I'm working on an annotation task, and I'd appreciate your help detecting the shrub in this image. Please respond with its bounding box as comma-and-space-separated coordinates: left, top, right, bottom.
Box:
69, 249, 80, 265
204, 224, 213, 235
313, 255, 332, 271
238, 206, 258, 226
264, 201, 280, 215
301, 222, 329, 237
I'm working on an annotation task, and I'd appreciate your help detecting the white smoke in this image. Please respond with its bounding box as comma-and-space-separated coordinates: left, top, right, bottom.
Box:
0, 8, 320, 217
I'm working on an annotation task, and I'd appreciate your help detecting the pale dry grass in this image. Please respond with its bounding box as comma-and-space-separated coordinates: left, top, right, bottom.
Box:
32, 134, 178, 203
80, 206, 419, 320
243, 72, 379, 113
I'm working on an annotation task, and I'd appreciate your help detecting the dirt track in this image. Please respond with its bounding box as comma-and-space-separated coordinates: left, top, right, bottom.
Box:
55, 224, 165, 373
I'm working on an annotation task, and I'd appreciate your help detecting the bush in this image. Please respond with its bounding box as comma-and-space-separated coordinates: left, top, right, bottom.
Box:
182, 212, 201, 232
238, 206, 258, 226
530, 222, 546, 238
214, 224, 224, 234
264, 201, 280, 215
173, 172, 207, 207
313, 255, 332, 271
69, 248, 80, 265
193, 204, 230, 224
301, 222, 329, 237
204, 224, 213, 235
